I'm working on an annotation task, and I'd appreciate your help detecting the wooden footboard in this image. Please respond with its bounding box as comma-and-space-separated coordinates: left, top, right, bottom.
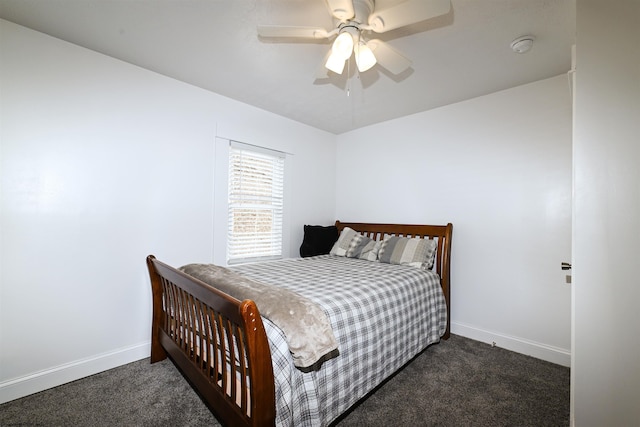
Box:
146, 255, 275, 427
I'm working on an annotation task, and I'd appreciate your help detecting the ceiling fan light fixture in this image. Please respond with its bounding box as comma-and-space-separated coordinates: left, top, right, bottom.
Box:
325, 51, 346, 74
355, 42, 377, 72
258, 0, 453, 80
332, 31, 354, 60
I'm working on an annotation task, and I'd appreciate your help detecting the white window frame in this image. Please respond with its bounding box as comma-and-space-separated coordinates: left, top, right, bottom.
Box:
213, 138, 290, 266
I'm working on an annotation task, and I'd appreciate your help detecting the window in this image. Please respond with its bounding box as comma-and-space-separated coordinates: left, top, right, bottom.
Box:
227, 141, 285, 264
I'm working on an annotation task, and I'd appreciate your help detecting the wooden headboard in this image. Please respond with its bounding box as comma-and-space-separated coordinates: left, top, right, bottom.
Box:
335, 220, 453, 339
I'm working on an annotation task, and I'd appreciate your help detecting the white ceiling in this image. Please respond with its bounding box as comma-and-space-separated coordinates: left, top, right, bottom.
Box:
0, 0, 576, 134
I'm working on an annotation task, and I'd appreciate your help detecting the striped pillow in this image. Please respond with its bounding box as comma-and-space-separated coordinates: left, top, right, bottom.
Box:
378, 236, 437, 270
346, 233, 381, 261
329, 227, 358, 257
330, 227, 380, 261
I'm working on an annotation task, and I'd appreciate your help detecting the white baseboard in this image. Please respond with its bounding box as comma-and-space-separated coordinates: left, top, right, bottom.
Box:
451, 321, 571, 367
0, 342, 151, 404
0, 326, 571, 405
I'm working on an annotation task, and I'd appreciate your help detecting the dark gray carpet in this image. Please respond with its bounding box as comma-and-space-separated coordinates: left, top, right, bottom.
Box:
0, 335, 569, 426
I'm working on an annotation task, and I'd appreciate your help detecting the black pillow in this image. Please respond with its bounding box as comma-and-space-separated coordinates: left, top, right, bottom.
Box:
299, 225, 339, 258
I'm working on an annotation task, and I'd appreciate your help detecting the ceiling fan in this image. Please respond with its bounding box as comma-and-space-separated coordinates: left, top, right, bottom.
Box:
257, 0, 451, 77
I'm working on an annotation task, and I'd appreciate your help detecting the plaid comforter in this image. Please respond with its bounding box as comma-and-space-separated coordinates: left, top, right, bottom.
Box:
232, 255, 447, 427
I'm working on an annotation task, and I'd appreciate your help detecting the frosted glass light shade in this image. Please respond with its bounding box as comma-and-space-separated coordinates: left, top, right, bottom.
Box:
355, 42, 376, 72
332, 31, 354, 60
325, 51, 346, 74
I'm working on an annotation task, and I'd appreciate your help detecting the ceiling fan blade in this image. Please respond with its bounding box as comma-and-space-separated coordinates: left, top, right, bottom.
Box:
257, 25, 329, 39
326, 0, 355, 21
368, 0, 451, 33
367, 39, 412, 75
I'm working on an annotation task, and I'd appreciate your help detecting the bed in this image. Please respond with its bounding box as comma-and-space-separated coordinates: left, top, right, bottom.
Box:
146, 220, 452, 427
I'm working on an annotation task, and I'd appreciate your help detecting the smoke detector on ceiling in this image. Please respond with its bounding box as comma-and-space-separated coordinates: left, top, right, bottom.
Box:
510, 36, 535, 54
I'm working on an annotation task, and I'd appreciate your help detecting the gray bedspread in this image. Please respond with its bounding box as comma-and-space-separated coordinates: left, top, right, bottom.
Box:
231, 255, 447, 427
179, 263, 338, 368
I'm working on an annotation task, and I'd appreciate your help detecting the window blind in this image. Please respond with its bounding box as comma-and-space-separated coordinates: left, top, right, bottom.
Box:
227, 142, 285, 264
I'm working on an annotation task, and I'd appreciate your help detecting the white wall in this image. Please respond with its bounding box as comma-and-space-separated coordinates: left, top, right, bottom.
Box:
336, 75, 573, 366
0, 13, 583, 405
0, 19, 336, 403
572, 0, 640, 425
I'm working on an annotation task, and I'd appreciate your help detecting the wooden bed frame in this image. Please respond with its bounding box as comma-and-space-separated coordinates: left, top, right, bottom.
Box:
146, 221, 452, 427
